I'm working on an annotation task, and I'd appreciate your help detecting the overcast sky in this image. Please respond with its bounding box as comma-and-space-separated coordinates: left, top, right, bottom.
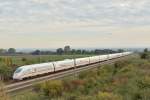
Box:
0, 0, 150, 48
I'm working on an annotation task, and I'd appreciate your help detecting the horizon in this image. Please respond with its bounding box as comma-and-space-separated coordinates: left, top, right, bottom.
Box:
3, 47, 148, 52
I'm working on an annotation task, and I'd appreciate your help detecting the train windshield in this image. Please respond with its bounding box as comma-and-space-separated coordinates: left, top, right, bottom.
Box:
15, 68, 22, 73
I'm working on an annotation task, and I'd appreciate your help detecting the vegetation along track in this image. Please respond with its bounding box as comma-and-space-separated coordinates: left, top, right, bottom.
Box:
4, 55, 132, 95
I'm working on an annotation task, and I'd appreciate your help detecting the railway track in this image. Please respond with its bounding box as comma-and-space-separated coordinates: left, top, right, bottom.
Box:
3, 55, 131, 95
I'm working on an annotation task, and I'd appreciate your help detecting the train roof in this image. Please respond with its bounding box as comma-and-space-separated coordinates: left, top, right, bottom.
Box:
19, 62, 53, 70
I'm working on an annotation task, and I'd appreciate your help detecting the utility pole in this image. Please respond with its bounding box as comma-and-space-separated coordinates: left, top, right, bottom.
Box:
39, 51, 41, 63
73, 53, 77, 78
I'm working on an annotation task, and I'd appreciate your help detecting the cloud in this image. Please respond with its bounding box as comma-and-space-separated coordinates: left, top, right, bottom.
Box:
0, 0, 150, 48
0, 0, 150, 25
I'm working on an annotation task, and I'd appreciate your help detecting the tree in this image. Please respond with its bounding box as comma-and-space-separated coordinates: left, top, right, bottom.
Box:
32, 50, 41, 55
8, 48, 16, 54
76, 50, 82, 54
0, 63, 12, 81
117, 49, 124, 53
56, 48, 64, 55
64, 46, 71, 54
141, 48, 149, 59
94, 49, 101, 54
141, 53, 148, 59
4, 57, 13, 67
71, 49, 76, 54
81, 50, 87, 54
0, 49, 7, 54
144, 48, 148, 52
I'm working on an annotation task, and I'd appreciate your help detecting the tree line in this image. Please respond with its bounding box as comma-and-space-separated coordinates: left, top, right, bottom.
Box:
0, 46, 125, 55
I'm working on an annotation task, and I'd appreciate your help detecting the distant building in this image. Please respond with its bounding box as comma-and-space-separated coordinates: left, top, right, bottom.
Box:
64, 46, 71, 54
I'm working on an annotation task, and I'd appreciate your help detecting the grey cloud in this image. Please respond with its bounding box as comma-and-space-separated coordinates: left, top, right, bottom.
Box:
0, 0, 150, 30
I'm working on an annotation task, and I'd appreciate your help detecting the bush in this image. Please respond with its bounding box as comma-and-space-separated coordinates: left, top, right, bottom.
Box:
63, 79, 85, 94
33, 83, 42, 92
0, 82, 9, 100
0, 57, 3, 62
96, 65, 114, 80
71, 79, 85, 87
41, 80, 64, 97
77, 95, 96, 100
137, 76, 150, 89
13, 92, 41, 100
78, 70, 97, 79
97, 92, 123, 100
139, 88, 150, 100
0, 63, 12, 81
21, 57, 27, 62
141, 53, 149, 59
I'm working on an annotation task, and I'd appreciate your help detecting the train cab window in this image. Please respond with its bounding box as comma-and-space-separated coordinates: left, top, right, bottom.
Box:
15, 68, 22, 73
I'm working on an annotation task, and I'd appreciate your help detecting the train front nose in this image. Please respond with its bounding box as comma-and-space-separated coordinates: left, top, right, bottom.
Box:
13, 73, 20, 80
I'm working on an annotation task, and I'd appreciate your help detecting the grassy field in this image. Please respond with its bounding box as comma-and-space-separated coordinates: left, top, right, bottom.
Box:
1, 54, 93, 67
10, 54, 150, 100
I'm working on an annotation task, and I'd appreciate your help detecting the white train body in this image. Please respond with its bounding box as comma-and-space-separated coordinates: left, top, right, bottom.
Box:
100, 55, 108, 61
13, 52, 132, 80
75, 57, 90, 67
54, 59, 74, 71
90, 56, 100, 64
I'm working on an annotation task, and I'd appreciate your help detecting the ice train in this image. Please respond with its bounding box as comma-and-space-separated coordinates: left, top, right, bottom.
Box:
13, 52, 132, 80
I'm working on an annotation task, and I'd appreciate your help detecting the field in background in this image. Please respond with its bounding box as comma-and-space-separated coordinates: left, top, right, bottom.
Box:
1, 54, 93, 67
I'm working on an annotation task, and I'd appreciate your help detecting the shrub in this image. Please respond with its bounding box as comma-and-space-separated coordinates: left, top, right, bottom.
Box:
78, 71, 89, 79
78, 70, 97, 79
41, 80, 64, 97
0, 82, 9, 100
71, 79, 85, 87
141, 52, 149, 59
137, 76, 150, 89
0, 57, 3, 62
13, 92, 41, 100
0, 63, 12, 81
139, 88, 150, 100
77, 95, 96, 100
83, 77, 98, 94
33, 83, 42, 92
63, 93, 78, 100
62, 79, 73, 92
21, 57, 27, 62
97, 92, 123, 100
96, 65, 114, 80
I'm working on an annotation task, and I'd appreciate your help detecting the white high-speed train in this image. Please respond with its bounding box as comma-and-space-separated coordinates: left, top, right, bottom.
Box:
13, 52, 132, 80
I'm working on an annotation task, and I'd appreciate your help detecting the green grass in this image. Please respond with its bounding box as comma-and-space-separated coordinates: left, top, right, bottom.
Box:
0, 54, 92, 66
